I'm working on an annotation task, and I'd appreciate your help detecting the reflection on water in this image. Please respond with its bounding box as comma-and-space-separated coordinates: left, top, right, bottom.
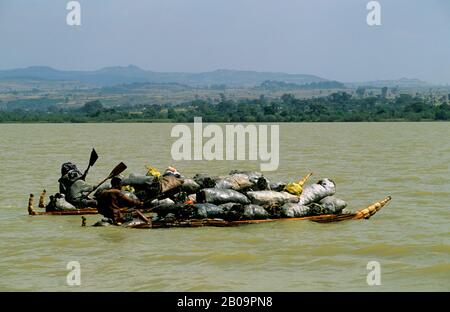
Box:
0, 123, 449, 291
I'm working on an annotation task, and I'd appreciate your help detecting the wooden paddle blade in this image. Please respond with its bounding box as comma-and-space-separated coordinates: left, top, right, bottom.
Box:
108, 162, 127, 179
85, 162, 128, 197
89, 148, 99, 167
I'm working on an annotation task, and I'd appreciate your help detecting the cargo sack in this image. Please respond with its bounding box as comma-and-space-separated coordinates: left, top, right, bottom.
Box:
181, 178, 201, 194
122, 173, 155, 186
217, 203, 244, 221
47, 193, 77, 211
228, 170, 263, 182
193, 174, 216, 188
161, 213, 177, 223
298, 178, 336, 206
242, 204, 269, 220
152, 201, 195, 220
318, 196, 347, 214
55, 194, 77, 210
176, 204, 197, 220
246, 190, 299, 207
303, 203, 331, 216
229, 169, 263, 179
160, 176, 184, 194
196, 188, 250, 205
217, 202, 243, 209
68, 179, 94, 201
214, 174, 253, 191
149, 198, 175, 211
280, 203, 311, 218
194, 203, 224, 219
194, 203, 241, 221
172, 191, 188, 203
214, 176, 240, 190
150, 199, 195, 220
269, 182, 286, 192
122, 173, 160, 199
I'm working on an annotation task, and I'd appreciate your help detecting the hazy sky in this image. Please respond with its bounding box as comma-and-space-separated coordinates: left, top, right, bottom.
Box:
0, 0, 449, 83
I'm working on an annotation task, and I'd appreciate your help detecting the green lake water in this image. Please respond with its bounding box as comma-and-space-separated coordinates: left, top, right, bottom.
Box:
0, 122, 449, 291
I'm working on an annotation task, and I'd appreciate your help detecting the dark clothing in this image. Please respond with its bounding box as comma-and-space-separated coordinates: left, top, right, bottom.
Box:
71, 198, 98, 209
96, 189, 142, 223
58, 174, 73, 195
58, 162, 93, 208
59, 176, 95, 208
58, 168, 84, 195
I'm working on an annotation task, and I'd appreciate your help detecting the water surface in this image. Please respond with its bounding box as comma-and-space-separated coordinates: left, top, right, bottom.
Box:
0, 123, 449, 291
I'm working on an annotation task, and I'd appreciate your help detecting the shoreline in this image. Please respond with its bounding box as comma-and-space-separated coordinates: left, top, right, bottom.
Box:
0, 120, 448, 124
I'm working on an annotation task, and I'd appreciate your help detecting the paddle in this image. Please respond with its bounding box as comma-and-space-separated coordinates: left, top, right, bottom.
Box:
88, 148, 99, 168
135, 210, 151, 224
81, 148, 98, 180
86, 162, 127, 196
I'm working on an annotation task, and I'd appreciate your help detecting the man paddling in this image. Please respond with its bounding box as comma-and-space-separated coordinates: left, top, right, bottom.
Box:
58, 162, 98, 208
58, 149, 99, 208
96, 176, 144, 224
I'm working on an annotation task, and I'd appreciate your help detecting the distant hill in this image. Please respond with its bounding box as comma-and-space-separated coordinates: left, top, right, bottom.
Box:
1, 66, 436, 90
256, 80, 345, 90
100, 82, 193, 93
0, 65, 328, 87
346, 78, 432, 89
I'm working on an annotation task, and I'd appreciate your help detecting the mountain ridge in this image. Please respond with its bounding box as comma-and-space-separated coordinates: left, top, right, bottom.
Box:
0, 65, 327, 87
0, 65, 435, 89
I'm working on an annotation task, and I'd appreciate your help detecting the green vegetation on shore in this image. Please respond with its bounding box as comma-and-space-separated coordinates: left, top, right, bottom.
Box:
1, 92, 449, 123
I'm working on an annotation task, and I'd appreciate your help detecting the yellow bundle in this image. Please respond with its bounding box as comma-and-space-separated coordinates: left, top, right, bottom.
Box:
121, 185, 135, 193
145, 165, 161, 177
284, 173, 313, 196
284, 182, 303, 196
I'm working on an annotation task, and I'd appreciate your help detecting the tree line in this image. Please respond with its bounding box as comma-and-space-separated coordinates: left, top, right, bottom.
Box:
1, 92, 449, 123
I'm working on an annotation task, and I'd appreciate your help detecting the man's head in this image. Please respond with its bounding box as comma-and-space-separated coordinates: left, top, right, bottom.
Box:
163, 166, 181, 178
111, 176, 123, 189
61, 162, 78, 176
